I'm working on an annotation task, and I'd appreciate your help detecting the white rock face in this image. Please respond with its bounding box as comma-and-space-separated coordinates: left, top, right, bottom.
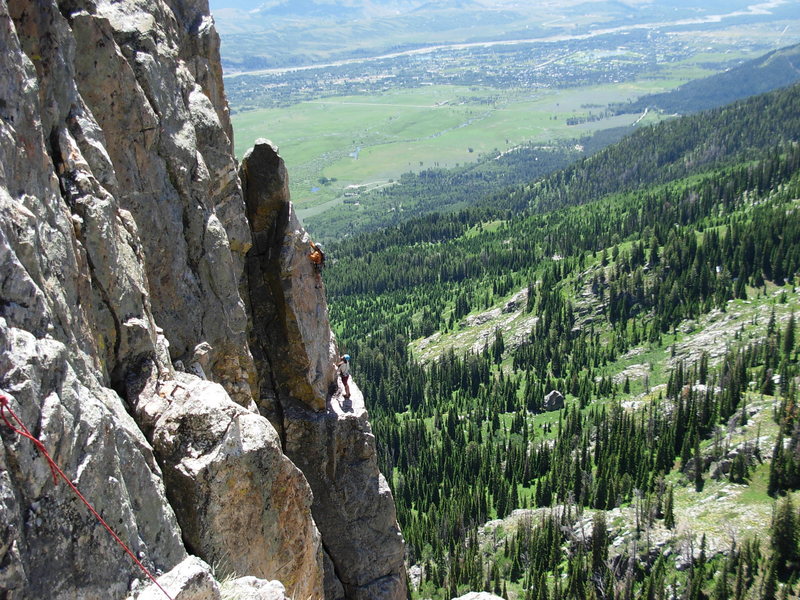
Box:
0, 1, 404, 599
130, 556, 292, 600
222, 578, 291, 600
130, 556, 221, 600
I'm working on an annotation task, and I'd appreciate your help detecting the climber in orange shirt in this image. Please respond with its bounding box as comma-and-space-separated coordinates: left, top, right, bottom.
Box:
308, 241, 325, 287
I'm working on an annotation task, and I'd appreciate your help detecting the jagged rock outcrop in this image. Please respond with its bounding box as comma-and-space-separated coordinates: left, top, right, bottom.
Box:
242, 140, 407, 599
242, 139, 336, 420
131, 369, 324, 599
65, 0, 257, 406
0, 327, 186, 599
283, 388, 406, 599
0, 0, 404, 598
1, 0, 186, 595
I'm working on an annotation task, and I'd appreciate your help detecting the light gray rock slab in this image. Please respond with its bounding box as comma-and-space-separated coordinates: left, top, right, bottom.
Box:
142, 373, 324, 600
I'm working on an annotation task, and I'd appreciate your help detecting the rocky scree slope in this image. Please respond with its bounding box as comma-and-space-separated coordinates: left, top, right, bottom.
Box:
0, 0, 405, 598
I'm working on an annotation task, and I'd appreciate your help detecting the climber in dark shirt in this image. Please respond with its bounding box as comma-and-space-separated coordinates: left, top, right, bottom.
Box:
336, 354, 351, 398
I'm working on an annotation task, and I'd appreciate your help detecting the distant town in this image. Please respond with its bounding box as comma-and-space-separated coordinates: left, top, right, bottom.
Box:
224, 29, 742, 111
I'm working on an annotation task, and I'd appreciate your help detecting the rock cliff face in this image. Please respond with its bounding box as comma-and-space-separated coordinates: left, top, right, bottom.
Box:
0, 1, 405, 598
241, 140, 406, 599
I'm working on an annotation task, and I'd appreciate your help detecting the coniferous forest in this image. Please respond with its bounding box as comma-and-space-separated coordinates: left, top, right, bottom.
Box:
322, 83, 800, 599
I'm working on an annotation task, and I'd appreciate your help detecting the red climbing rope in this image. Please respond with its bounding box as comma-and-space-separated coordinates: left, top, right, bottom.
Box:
0, 392, 174, 600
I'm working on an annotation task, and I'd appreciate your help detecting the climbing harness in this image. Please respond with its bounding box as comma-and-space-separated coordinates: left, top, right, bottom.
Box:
0, 392, 174, 600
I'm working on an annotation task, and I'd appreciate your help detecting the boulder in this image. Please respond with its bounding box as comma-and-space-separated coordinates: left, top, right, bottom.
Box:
502, 289, 528, 313
222, 577, 291, 600
711, 459, 733, 479
130, 556, 220, 600
132, 556, 290, 600
543, 390, 565, 411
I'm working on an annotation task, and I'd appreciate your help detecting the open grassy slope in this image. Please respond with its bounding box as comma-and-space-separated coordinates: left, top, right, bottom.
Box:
231, 83, 667, 212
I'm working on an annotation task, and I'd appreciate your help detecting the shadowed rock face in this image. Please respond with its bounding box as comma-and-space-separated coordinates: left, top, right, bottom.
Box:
283, 383, 407, 600
241, 140, 408, 600
242, 139, 337, 420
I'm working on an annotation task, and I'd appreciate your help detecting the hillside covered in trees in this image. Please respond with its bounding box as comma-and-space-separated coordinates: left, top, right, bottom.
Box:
612, 43, 800, 117
304, 126, 635, 241
325, 83, 800, 599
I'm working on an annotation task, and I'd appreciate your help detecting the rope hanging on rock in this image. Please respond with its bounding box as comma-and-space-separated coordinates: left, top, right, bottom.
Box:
0, 392, 174, 600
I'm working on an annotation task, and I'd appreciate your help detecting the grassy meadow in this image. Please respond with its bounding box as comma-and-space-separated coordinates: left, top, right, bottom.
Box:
231, 81, 673, 214
229, 41, 764, 224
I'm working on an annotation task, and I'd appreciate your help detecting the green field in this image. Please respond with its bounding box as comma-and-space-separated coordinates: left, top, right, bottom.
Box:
229, 39, 764, 223
231, 81, 675, 213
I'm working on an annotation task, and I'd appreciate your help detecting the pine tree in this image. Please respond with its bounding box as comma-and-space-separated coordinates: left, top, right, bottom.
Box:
591, 512, 608, 574
661, 488, 675, 534
699, 351, 709, 385
493, 562, 502, 596
784, 313, 796, 359
771, 495, 799, 580
762, 557, 778, 600
713, 569, 729, 600
694, 429, 704, 492
492, 328, 505, 364
688, 534, 708, 600
733, 557, 746, 600
730, 452, 750, 483
769, 435, 785, 497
